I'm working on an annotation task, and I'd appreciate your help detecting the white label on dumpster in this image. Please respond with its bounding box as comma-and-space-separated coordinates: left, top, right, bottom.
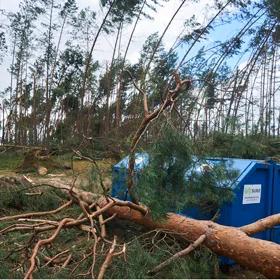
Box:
242, 184, 261, 204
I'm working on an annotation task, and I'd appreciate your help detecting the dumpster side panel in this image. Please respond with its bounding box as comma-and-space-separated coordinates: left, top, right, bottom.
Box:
111, 153, 149, 200
111, 167, 128, 200
218, 162, 273, 242
271, 163, 280, 243
218, 162, 273, 265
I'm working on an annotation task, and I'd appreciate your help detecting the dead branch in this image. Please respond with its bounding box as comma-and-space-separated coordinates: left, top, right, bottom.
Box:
25, 192, 43, 196
239, 213, 280, 235
24, 218, 73, 279
18, 218, 58, 225
90, 233, 100, 278
0, 200, 73, 222
96, 205, 106, 238
78, 224, 97, 235
71, 252, 93, 275
126, 70, 149, 116
148, 234, 206, 275
61, 253, 72, 268
43, 249, 70, 267
97, 236, 117, 279
101, 213, 117, 225
113, 199, 148, 215
34, 217, 88, 234
127, 72, 191, 204
0, 222, 50, 234
77, 199, 95, 232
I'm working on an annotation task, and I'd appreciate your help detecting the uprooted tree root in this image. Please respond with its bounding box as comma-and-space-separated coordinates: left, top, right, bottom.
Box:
1, 176, 280, 279
15, 149, 70, 175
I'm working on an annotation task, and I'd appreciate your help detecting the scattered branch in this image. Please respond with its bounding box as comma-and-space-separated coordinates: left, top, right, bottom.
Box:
43, 249, 70, 268
24, 218, 73, 279
96, 205, 107, 238
148, 234, 206, 275
98, 236, 117, 279
239, 213, 280, 235
2, 176, 280, 278
0, 200, 73, 222
61, 253, 72, 269
101, 213, 117, 225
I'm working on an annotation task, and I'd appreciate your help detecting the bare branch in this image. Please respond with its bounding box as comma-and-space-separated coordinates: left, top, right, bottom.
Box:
101, 213, 117, 225
98, 236, 117, 279
126, 70, 149, 116
240, 213, 280, 235
43, 249, 70, 268
24, 218, 73, 279
96, 205, 107, 238
148, 234, 206, 275
0, 200, 73, 222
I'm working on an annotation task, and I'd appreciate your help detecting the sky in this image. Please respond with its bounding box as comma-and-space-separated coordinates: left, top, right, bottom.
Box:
0, 0, 238, 91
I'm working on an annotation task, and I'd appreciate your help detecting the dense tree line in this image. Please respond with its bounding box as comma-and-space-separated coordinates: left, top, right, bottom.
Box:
0, 0, 279, 154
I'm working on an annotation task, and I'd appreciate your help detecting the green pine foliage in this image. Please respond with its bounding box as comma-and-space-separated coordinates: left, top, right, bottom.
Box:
106, 232, 220, 279
136, 127, 237, 220
194, 132, 280, 159
136, 128, 193, 219
0, 179, 67, 213
185, 160, 238, 216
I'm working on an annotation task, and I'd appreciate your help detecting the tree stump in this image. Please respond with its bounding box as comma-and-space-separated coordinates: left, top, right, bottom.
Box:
16, 149, 61, 175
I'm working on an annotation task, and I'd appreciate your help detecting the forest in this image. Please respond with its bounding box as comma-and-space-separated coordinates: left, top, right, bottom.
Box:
0, 0, 280, 279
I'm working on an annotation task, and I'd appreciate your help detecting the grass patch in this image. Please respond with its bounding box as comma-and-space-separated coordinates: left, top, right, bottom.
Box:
106, 231, 221, 279
0, 182, 67, 213
0, 153, 23, 170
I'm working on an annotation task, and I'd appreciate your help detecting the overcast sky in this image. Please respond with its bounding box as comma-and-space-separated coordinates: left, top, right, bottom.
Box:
0, 0, 220, 91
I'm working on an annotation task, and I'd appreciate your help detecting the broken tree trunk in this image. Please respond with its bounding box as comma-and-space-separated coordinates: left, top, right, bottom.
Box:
98, 198, 280, 278
16, 149, 70, 175
27, 177, 280, 278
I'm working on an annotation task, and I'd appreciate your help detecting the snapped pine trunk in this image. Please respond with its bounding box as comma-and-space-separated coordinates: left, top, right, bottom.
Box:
98, 198, 280, 278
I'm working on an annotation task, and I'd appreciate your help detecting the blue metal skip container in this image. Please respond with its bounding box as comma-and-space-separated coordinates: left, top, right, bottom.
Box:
111, 154, 280, 246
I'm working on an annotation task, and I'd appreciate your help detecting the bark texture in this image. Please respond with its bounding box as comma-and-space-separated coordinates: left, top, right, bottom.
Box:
98, 198, 280, 278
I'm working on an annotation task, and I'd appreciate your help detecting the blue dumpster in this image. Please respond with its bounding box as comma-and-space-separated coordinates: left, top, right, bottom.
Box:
111, 154, 280, 248
271, 163, 280, 244
111, 153, 149, 200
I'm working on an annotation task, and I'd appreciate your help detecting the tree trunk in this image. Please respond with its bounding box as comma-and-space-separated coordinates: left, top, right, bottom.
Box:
115, 21, 123, 129
99, 198, 280, 278
45, 0, 54, 142
80, 0, 116, 109
1, 100, 5, 144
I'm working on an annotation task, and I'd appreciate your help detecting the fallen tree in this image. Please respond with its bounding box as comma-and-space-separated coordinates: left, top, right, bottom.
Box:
2, 176, 278, 279
98, 196, 280, 278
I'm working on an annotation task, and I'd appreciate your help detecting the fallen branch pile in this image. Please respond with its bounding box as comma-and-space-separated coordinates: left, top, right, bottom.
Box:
1, 176, 280, 278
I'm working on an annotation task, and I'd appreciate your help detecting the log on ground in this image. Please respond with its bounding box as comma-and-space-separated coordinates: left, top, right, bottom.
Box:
98, 197, 280, 278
